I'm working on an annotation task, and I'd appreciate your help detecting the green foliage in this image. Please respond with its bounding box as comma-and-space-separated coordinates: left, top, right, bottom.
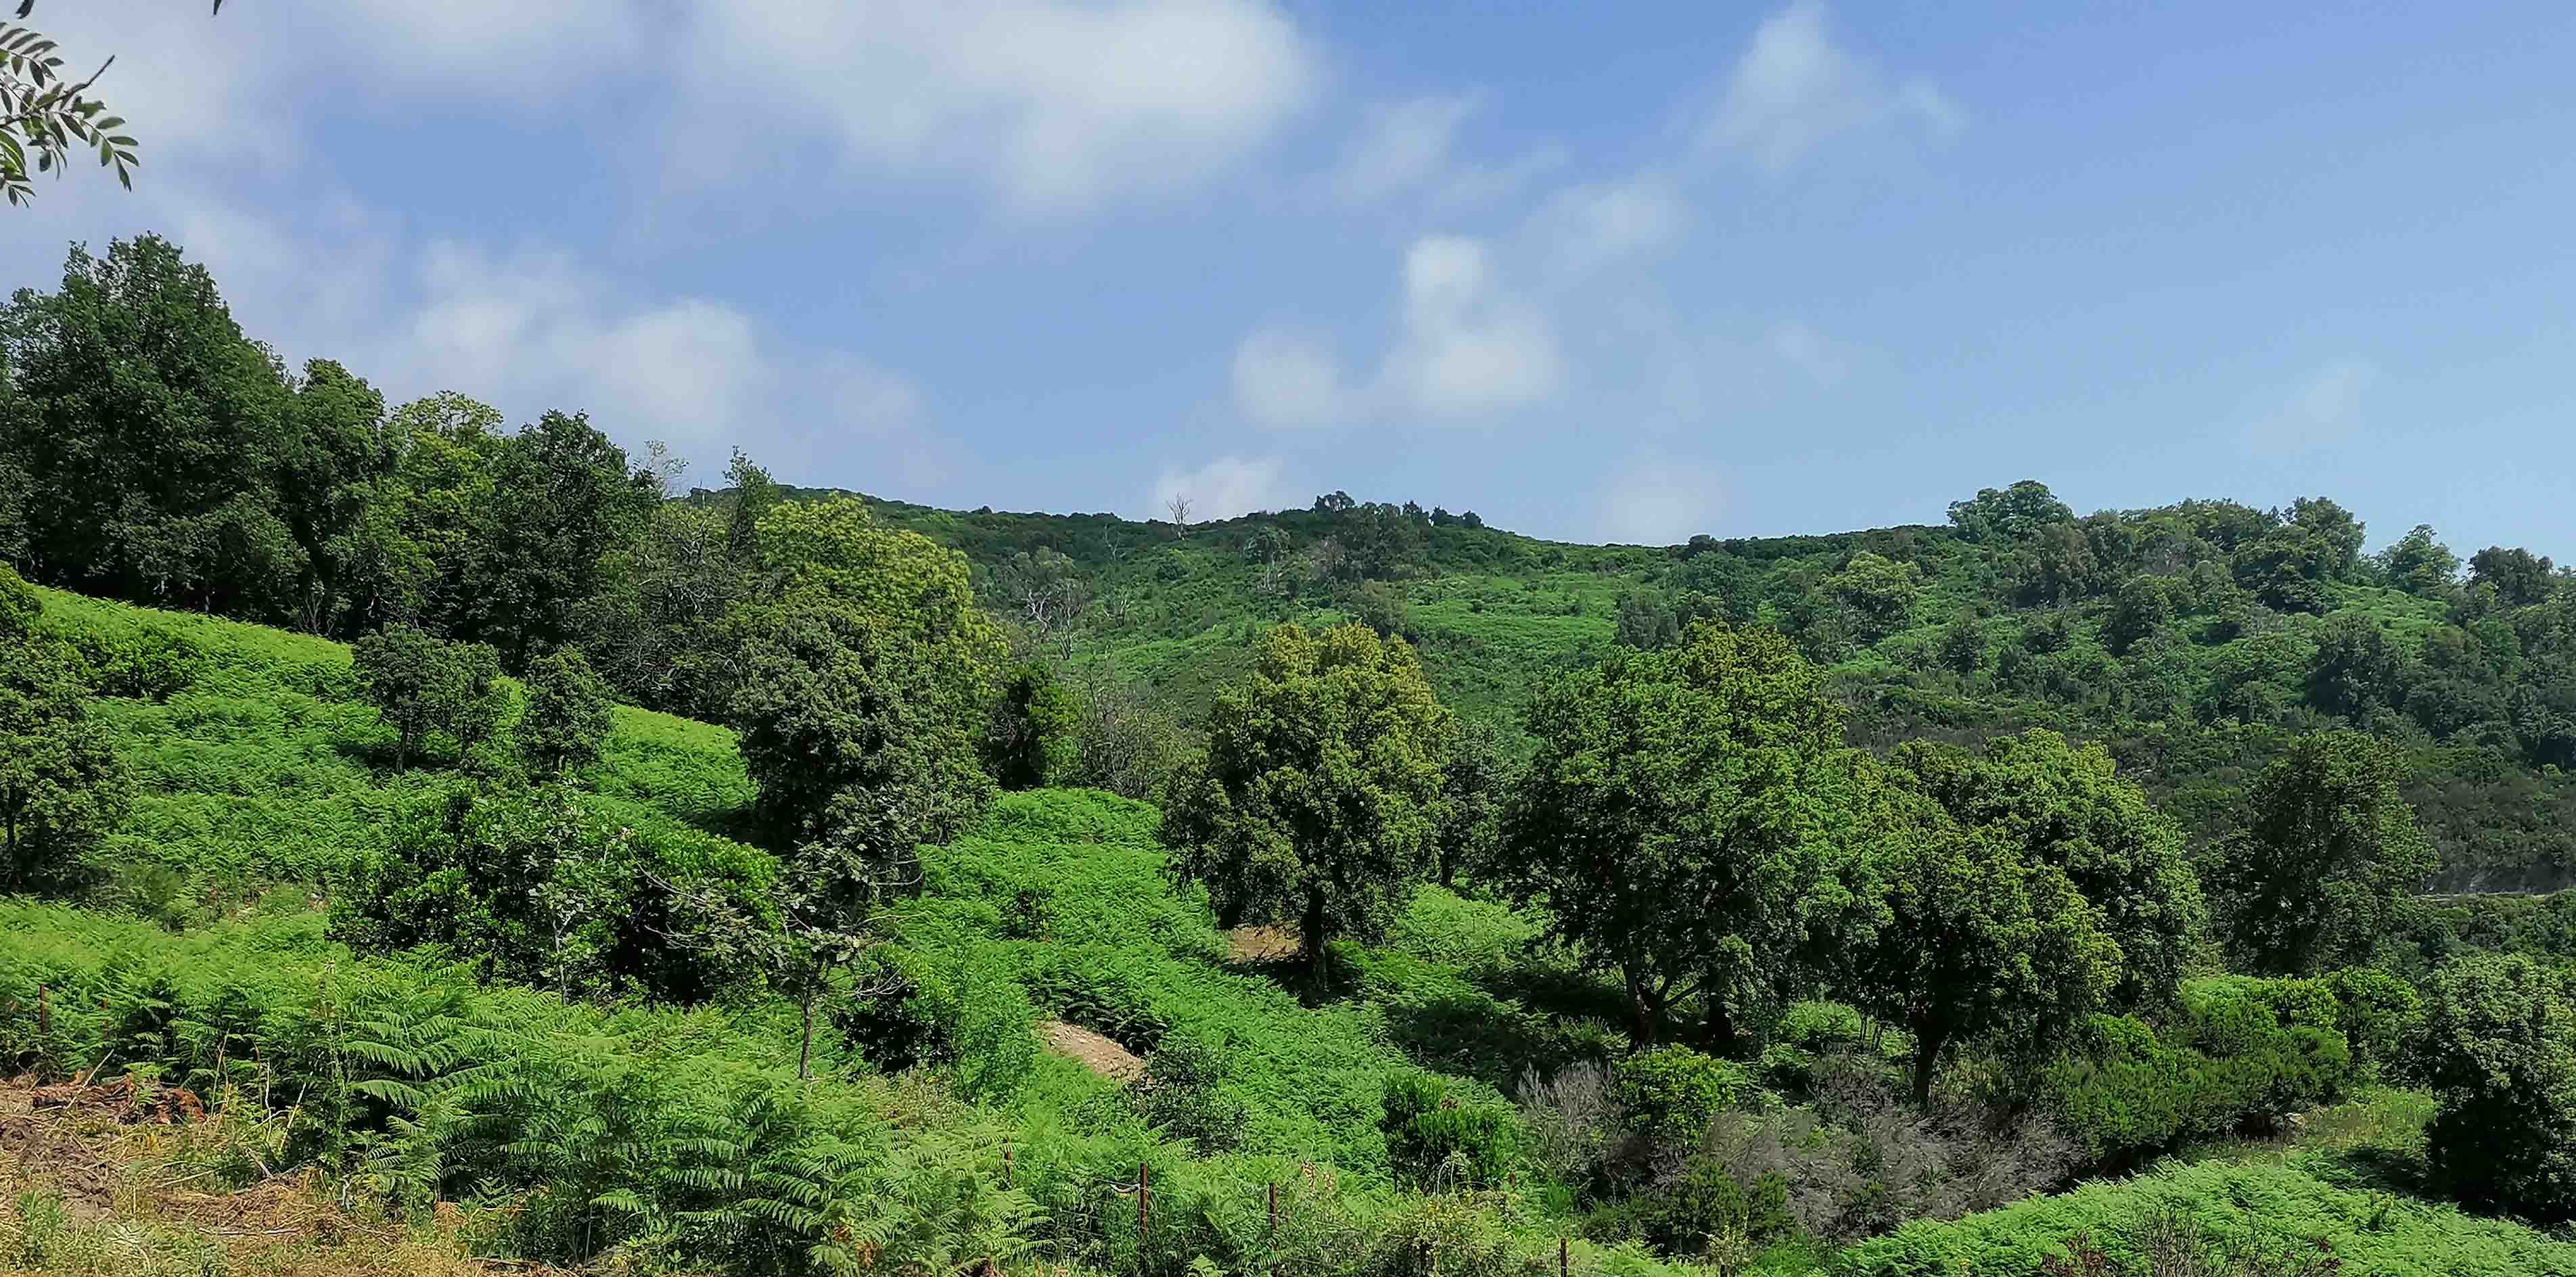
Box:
1842, 1157, 2576, 1276
1382, 1071, 1521, 1189
2215, 731, 2437, 974
2040, 977, 2364, 1167
0, 632, 130, 890
1164, 622, 1453, 982
1613, 1046, 1753, 1146
334, 781, 780, 1003
351, 624, 504, 770
986, 659, 1081, 789
59, 622, 204, 701
515, 647, 613, 774
2417, 954, 2576, 1217
1499, 622, 1863, 1046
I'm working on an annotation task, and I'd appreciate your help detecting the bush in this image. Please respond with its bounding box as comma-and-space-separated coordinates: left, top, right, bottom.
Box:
62, 625, 204, 701
2042, 977, 2363, 1168
1383, 1072, 1521, 1190
2418, 954, 2576, 1217
1128, 1031, 1249, 1155
517, 648, 614, 774
2324, 967, 2421, 1082
1613, 1046, 1753, 1148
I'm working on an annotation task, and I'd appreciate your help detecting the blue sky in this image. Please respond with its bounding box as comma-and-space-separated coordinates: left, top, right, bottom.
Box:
8, 1, 2573, 552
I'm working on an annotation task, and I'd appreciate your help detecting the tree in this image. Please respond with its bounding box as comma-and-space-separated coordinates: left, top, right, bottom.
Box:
0, 607, 129, 890
2377, 524, 2458, 596
2214, 731, 2436, 975
352, 625, 505, 771
1948, 480, 2073, 544
984, 660, 1080, 791
2305, 614, 2406, 722
2470, 546, 2556, 607
732, 602, 994, 1077
3, 235, 300, 616
1847, 768, 2118, 1104
752, 496, 1005, 716
1889, 730, 2204, 1012
1163, 623, 1452, 988
1432, 716, 1513, 887
2102, 576, 2174, 655
276, 358, 391, 633
1496, 623, 1862, 1047
331, 392, 504, 635
991, 548, 1087, 657
518, 649, 614, 775
1824, 551, 1920, 644
1934, 614, 1985, 675
1164, 494, 1193, 535
2418, 954, 2576, 1217
465, 410, 660, 669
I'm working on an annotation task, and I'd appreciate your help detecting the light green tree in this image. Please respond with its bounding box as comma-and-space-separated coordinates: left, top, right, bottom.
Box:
1164, 623, 1454, 988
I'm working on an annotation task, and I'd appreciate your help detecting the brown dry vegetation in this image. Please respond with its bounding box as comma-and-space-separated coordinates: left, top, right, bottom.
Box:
0, 1075, 574, 1277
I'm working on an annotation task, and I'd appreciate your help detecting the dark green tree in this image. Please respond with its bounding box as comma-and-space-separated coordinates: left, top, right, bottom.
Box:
1431, 716, 1513, 887
1847, 767, 2119, 1103
2214, 731, 2437, 975
276, 358, 390, 632
518, 648, 615, 775
2102, 576, 2174, 655
2469, 546, 2556, 607
1496, 623, 1862, 1047
2306, 614, 2406, 722
352, 624, 505, 771
2377, 524, 2459, 596
984, 660, 1080, 790
465, 410, 659, 669
1948, 480, 2074, 544
2, 235, 299, 616
1164, 623, 1453, 987
732, 602, 994, 1077
1889, 730, 2205, 1011
2418, 954, 2576, 1218
0, 615, 129, 890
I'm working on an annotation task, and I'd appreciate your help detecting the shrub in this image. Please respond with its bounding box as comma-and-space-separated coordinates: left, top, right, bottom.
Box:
2418, 954, 2576, 1217
517, 648, 614, 774
1383, 1072, 1521, 1190
2324, 967, 2421, 1082
1613, 1046, 1752, 1148
1128, 1031, 1249, 1155
62, 625, 204, 701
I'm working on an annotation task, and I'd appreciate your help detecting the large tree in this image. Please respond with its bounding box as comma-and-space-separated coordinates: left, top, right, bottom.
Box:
1890, 729, 2205, 1011
732, 601, 995, 1077
1845, 765, 2120, 1103
1164, 622, 1453, 987
1496, 622, 1863, 1047
2, 235, 300, 615
2418, 954, 2576, 1217
352, 624, 505, 771
2214, 730, 2436, 974
464, 409, 660, 669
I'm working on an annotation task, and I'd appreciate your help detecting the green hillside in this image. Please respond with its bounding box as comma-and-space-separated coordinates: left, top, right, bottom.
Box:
825, 486, 2576, 894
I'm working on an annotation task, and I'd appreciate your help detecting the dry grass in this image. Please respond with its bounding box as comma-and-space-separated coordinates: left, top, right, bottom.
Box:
0, 1074, 575, 1276
1222, 923, 1302, 965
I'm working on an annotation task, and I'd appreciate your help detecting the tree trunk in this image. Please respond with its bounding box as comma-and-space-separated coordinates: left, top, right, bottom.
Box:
1302, 885, 1330, 993
1626, 972, 1665, 1046
1910, 1024, 1948, 1107
1699, 998, 1743, 1058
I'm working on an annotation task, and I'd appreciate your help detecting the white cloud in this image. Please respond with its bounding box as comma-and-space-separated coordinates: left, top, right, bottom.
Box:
1379, 235, 1563, 418
1153, 455, 1295, 519
684, 0, 1320, 216
2249, 357, 2380, 455
1232, 328, 1347, 427
1530, 174, 1688, 279
1596, 458, 1724, 545
1708, 1, 1962, 170
1326, 91, 1565, 213
1331, 94, 1484, 206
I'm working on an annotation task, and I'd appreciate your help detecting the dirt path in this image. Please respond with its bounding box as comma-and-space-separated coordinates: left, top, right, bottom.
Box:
1038, 1020, 1145, 1083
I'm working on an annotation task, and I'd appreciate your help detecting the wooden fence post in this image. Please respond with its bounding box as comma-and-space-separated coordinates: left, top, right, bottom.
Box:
1137, 1159, 1151, 1277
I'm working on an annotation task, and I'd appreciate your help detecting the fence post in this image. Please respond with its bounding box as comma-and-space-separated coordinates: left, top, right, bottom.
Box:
1137, 1159, 1151, 1277
1002, 1144, 1013, 1189
1560, 1236, 1569, 1277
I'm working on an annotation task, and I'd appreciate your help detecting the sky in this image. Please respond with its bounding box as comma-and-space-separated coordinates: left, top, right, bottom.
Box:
5, 1, 2573, 552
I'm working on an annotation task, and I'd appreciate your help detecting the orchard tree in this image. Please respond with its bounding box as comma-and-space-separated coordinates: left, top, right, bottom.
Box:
754, 495, 1005, 714
1847, 764, 2120, 1104
1431, 716, 1513, 887
352, 625, 505, 770
1163, 623, 1453, 988
1892, 729, 2205, 1010
2215, 730, 2436, 975
2377, 524, 2459, 596
518, 648, 614, 775
1947, 480, 2073, 544
1824, 551, 1920, 644
2418, 954, 2576, 1217
1497, 622, 1864, 1047
0, 602, 130, 889
733, 602, 994, 1077
2468, 546, 2556, 607
465, 410, 660, 669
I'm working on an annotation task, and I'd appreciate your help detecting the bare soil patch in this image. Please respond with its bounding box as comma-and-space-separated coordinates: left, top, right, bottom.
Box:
1224, 923, 1302, 965
1038, 1020, 1145, 1083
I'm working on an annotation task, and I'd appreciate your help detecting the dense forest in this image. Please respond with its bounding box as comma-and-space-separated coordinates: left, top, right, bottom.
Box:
6, 234, 2576, 1276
